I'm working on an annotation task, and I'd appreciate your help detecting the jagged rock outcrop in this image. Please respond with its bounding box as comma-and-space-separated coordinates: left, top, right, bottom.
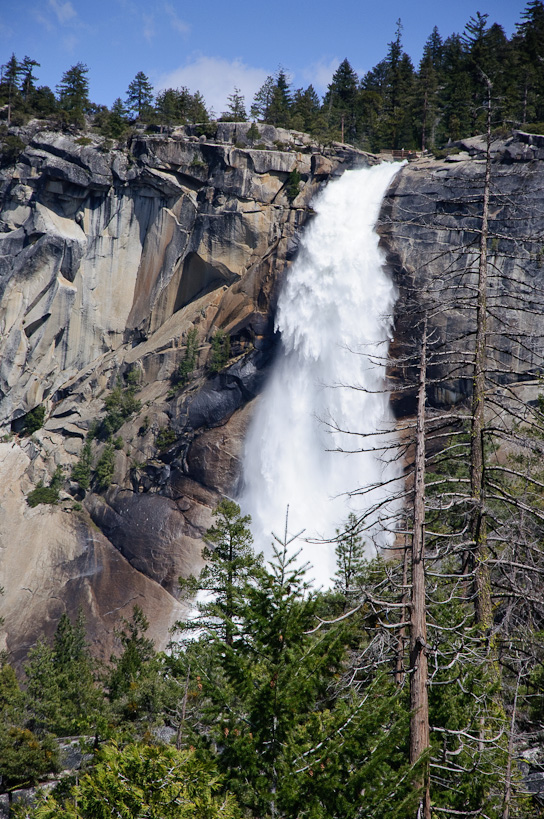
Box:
0, 121, 373, 662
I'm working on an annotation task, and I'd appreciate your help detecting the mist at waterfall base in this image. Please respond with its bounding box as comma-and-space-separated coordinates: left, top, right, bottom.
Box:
240, 162, 403, 589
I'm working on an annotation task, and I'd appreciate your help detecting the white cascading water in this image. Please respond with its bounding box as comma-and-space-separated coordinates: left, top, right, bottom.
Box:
240, 162, 403, 587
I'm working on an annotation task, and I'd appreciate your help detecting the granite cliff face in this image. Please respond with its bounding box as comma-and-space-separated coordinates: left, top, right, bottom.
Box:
1, 123, 543, 664
0, 122, 373, 662
381, 130, 544, 413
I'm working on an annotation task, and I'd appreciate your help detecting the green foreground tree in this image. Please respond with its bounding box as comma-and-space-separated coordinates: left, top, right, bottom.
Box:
33, 742, 239, 819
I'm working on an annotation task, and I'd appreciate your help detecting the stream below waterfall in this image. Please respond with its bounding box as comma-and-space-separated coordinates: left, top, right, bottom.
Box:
240, 162, 403, 587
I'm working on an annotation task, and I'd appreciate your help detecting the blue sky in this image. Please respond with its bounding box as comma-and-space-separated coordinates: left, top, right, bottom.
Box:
0, 0, 531, 116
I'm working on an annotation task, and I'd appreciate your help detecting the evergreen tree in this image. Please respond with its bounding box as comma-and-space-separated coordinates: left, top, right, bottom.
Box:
103, 97, 128, 138
333, 512, 366, 602
209, 329, 231, 373
57, 62, 90, 125
189, 90, 209, 122
290, 85, 321, 134
362, 21, 416, 149
221, 87, 247, 121
512, 0, 544, 123
32, 743, 239, 819
267, 69, 291, 128
25, 611, 102, 736
438, 34, 473, 142
107, 605, 166, 726
176, 523, 415, 819
250, 75, 275, 121
21, 56, 40, 100
155, 86, 209, 126
415, 29, 443, 150
178, 500, 260, 646
324, 58, 359, 142
125, 70, 154, 119
1, 53, 22, 124
29, 85, 57, 117
171, 327, 199, 390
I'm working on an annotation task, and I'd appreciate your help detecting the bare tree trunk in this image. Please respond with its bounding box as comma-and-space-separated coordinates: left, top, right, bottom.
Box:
176, 664, 191, 750
410, 319, 431, 819
471, 78, 493, 633
502, 667, 522, 819
395, 535, 409, 686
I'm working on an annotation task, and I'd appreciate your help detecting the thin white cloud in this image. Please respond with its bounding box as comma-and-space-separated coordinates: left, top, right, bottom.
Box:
63, 34, 78, 53
48, 0, 77, 25
164, 3, 190, 35
0, 22, 14, 39
34, 8, 54, 31
142, 13, 155, 43
155, 56, 269, 117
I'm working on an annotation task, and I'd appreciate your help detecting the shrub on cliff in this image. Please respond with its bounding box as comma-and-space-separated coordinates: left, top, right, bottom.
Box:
27, 466, 63, 507
94, 442, 115, 490
286, 168, 301, 200
101, 378, 141, 438
170, 328, 199, 392
71, 436, 93, 491
209, 330, 231, 373
0, 132, 25, 167
22, 404, 46, 435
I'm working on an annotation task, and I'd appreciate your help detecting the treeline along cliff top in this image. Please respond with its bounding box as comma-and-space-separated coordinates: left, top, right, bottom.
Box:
1, 3, 544, 154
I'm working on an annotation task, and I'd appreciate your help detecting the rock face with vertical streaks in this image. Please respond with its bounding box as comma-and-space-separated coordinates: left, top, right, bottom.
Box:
0, 121, 373, 661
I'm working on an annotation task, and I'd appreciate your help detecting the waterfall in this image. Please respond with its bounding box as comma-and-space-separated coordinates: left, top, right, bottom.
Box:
240, 162, 403, 587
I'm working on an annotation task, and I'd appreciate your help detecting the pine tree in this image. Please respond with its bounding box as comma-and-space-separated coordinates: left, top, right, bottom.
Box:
267, 69, 292, 128
104, 97, 128, 138
177, 500, 260, 646
333, 512, 366, 602
415, 29, 443, 150
32, 743, 239, 819
512, 0, 544, 123
290, 85, 321, 134
1, 53, 22, 125
108, 605, 155, 702
324, 59, 359, 142
57, 62, 90, 125
155, 86, 209, 126
125, 70, 154, 119
25, 611, 102, 736
176, 520, 416, 819
21, 56, 40, 100
250, 75, 275, 121
221, 87, 247, 122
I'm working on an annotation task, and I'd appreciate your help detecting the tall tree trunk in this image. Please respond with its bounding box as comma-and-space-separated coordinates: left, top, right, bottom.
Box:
395, 536, 409, 686
471, 78, 493, 632
502, 667, 522, 819
410, 319, 431, 819
421, 87, 428, 152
